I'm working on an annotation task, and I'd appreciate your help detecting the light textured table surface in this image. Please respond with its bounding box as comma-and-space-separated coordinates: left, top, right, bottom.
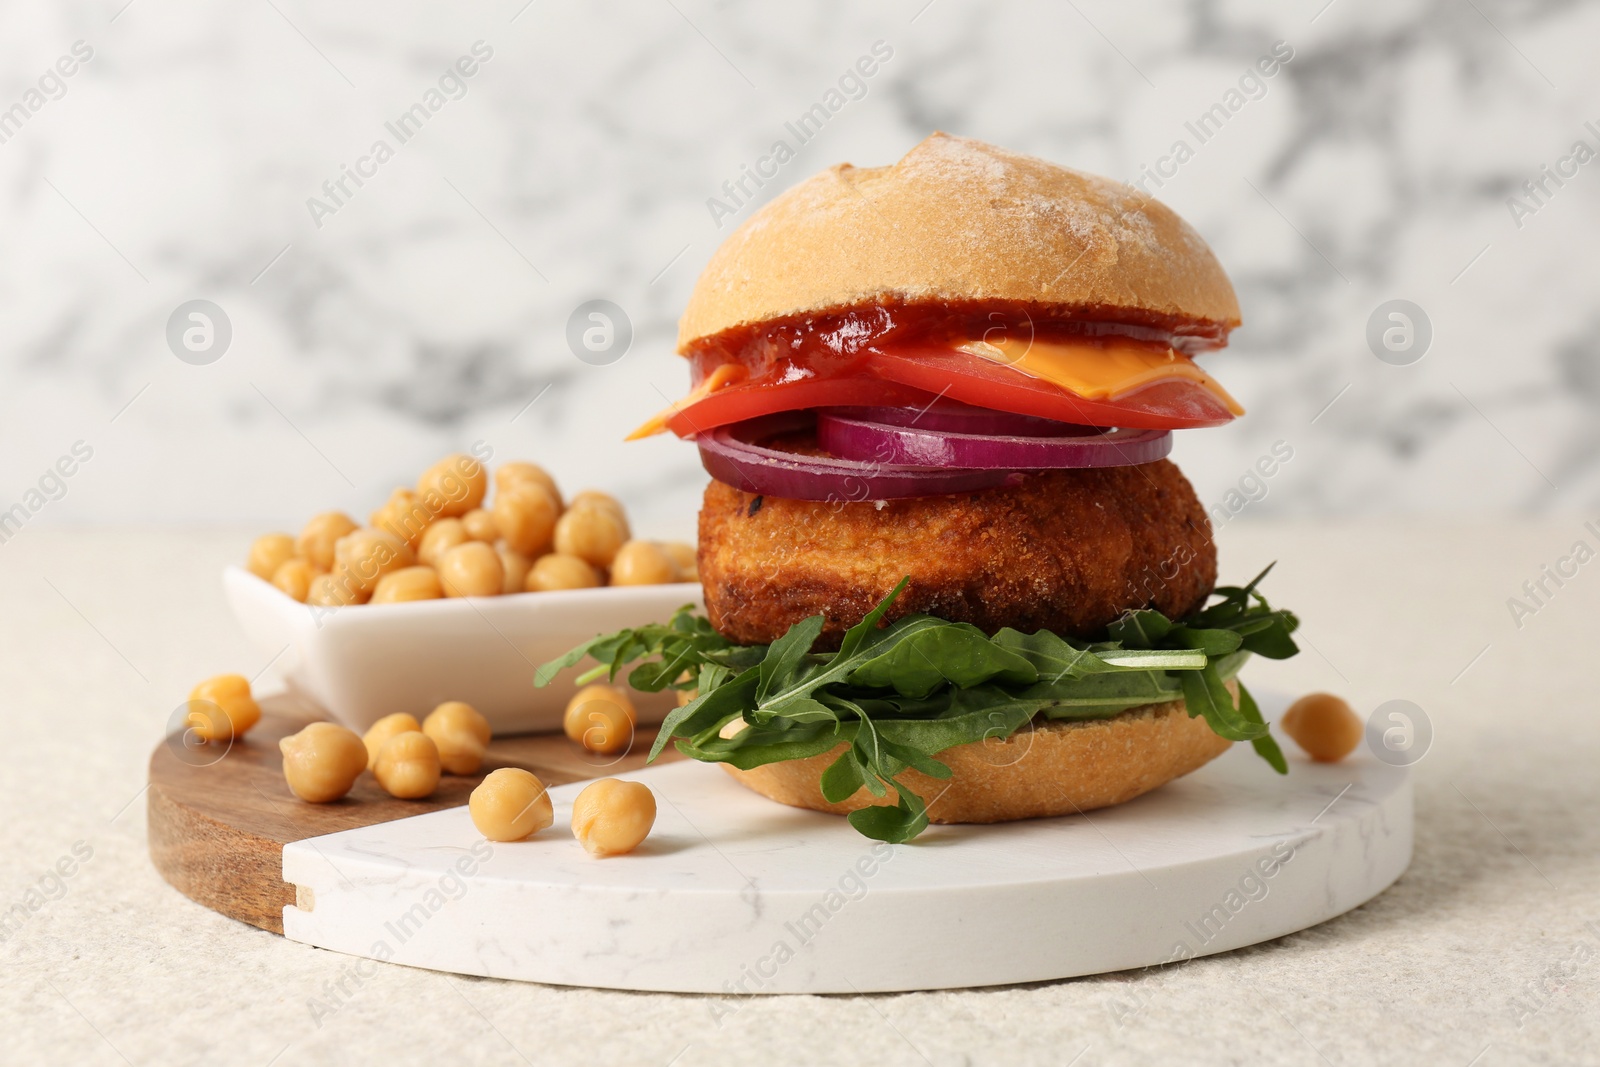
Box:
2, 521, 1596, 1066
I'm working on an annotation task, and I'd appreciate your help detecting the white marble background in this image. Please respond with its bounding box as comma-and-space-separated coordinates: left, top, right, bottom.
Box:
2, 0, 1598, 540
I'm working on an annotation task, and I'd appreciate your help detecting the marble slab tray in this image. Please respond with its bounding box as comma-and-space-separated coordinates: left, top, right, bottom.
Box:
281, 708, 1412, 994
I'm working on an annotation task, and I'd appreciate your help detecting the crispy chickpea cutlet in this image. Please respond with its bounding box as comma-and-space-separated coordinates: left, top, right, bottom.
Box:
699, 458, 1216, 648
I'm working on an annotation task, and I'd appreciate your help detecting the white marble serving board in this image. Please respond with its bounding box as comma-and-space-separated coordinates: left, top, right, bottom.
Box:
281, 705, 1412, 994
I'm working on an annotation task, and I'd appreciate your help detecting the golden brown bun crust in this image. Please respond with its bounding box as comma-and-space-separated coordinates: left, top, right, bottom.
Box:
724, 693, 1234, 824
698, 459, 1216, 649
679, 132, 1241, 352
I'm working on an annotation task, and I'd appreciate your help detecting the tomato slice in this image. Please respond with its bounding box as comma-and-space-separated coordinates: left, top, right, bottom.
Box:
866, 346, 1238, 430
658, 345, 1236, 437
663, 377, 935, 438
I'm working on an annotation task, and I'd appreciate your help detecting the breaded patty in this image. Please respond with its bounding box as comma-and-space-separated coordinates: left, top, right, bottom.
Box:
699, 459, 1216, 648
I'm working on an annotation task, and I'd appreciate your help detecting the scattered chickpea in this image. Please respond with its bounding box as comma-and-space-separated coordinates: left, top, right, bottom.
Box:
660, 541, 697, 582
609, 540, 677, 586
462, 507, 499, 543
247, 533, 297, 581
363, 712, 422, 770
1281, 693, 1364, 762
554, 505, 628, 568
370, 488, 433, 549
568, 491, 628, 529
418, 518, 468, 569
271, 558, 320, 602
307, 571, 370, 606
563, 684, 636, 755
469, 768, 554, 842
438, 541, 504, 598
495, 462, 562, 509
188, 674, 262, 741
372, 731, 442, 799
494, 482, 559, 557
570, 779, 656, 857
497, 545, 533, 595
297, 511, 358, 571
526, 553, 601, 592
370, 565, 443, 604
279, 722, 368, 803
417, 454, 487, 518
423, 700, 493, 775
334, 528, 416, 595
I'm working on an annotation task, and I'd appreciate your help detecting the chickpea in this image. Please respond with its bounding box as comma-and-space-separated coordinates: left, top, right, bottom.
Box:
271, 558, 320, 602
661, 541, 698, 582
1281, 692, 1363, 762
247, 533, 297, 581
462, 507, 498, 543
438, 541, 504, 598
493, 482, 559, 557
609, 540, 677, 586
297, 511, 358, 571
554, 505, 628, 568
527, 553, 601, 592
417, 453, 487, 519
418, 518, 468, 569
279, 722, 368, 803
372, 731, 442, 799
334, 528, 416, 595
371, 488, 433, 549
469, 768, 554, 842
571, 779, 656, 857
495, 462, 563, 509
568, 491, 628, 530
497, 544, 533, 595
563, 684, 636, 755
370, 565, 443, 604
422, 700, 492, 775
187, 674, 261, 741
363, 712, 422, 770
307, 571, 370, 606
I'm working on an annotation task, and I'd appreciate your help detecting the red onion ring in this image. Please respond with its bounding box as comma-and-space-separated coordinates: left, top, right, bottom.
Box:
822, 401, 1096, 438
697, 416, 1026, 502
817, 411, 1170, 469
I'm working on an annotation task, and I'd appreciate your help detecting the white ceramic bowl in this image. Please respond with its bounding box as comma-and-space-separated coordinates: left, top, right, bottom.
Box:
223, 566, 703, 735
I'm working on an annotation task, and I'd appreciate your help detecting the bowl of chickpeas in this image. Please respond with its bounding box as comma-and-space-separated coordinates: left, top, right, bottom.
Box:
227, 453, 702, 736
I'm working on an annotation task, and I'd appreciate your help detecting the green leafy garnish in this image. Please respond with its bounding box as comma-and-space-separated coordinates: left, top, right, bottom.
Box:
537, 567, 1299, 843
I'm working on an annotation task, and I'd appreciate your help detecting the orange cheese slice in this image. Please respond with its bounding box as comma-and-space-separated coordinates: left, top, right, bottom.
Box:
956, 336, 1244, 416
625, 362, 748, 440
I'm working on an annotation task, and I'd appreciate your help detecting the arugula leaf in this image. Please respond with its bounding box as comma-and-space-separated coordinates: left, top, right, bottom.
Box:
646, 669, 759, 760
1107, 610, 1173, 649
535, 567, 1304, 843
754, 614, 946, 713
755, 614, 825, 704
1168, 625, 1244, 657
849, 622, 1037, 696
1237, 682, 1288, 774
819, 747, 869, 804
837, 576, 910, 659
992, 628, 1115, 680
848, 790, 928, 844
678, 718, 846, 769
1178, 664, 1269, 742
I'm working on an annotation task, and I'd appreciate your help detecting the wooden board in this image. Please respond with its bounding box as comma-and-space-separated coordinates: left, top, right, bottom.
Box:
147, 692, 679, 934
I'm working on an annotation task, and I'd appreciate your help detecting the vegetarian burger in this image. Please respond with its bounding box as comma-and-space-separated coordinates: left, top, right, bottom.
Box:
541, 133, 1301, 843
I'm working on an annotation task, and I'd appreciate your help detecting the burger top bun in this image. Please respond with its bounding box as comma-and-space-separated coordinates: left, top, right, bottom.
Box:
677, 132, 1242, 352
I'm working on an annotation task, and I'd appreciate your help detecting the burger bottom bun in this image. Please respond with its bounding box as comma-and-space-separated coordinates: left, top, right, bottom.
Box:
721, 688, 1233, 825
